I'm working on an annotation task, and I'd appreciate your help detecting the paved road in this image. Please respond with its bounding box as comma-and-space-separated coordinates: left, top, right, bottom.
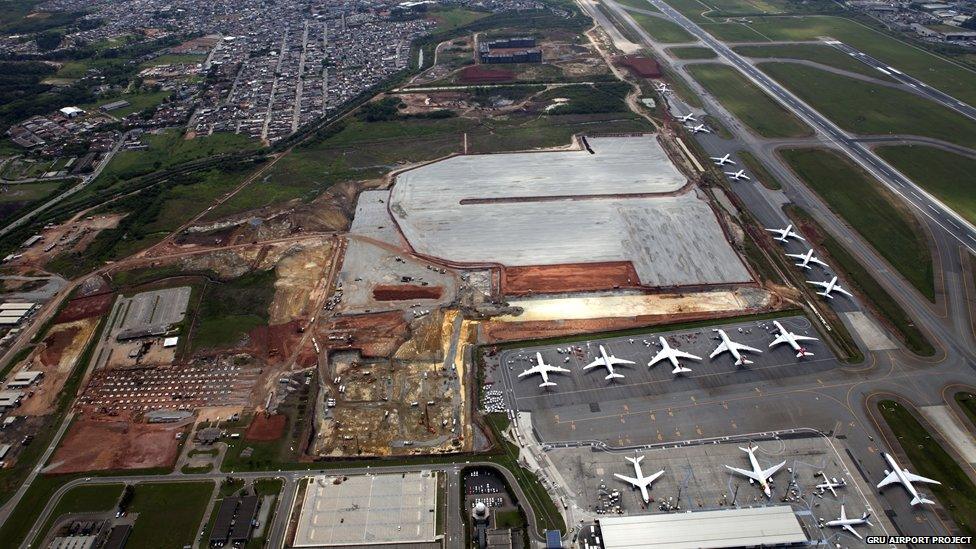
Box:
826, 40, 976, 124
20, 461, 543, 549
646, 0, 976, 256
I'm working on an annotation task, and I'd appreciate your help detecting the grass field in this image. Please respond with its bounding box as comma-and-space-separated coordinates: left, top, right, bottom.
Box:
780, 148, 934, 300
787, 206, 934, 355
878, 400, 976, 536
759, 62, 976, 149
737, 150, 781, 190
0, 180, 70, 222
734, 44, 897, 80
32, 483, 124, 545
207, 112, 653, 221
741, 16, 976, 105
429, 8, 490, 32
630, 12, 696, 43
192, 269, 276, 350
686, 63, 811, 138
875, 146, 976, 227
127, 482, 214, 548
615, 0, 661, 12
667, 46, 717, 59
955, 391, 976, 430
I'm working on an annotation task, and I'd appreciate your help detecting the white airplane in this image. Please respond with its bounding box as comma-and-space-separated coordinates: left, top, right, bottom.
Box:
824, 505, 871, 539
677, 113, 697, 123
877, 452, 941, 506
768, 320, 817, 358
724, 444, 786, 498
517, 352, 570, 388
724, 169, 750, 181
655, 82, 671, 93
807, 276, 853, 299
709, 329, 762, 367
686, 123, 710, 134
711, 153, 735, 166
766, 224, 805, 243
816, 471, 847, 498
785, 248, 828, 270
648, 336, 701, 375
614, 455, 664, 503
584, 345, 634, 381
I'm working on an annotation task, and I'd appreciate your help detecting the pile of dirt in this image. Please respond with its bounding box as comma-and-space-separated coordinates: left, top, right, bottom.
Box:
245, 413, 287, 441
55, 292, 114, 323
318, 311, 410, 358
248, 320, 303, 361
49, 417, 186, 473
501, 262, 640, 295
372, 285, 443, 301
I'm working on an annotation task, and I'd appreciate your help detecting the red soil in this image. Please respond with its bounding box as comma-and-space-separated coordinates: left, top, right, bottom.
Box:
501, 262, 640, 295
245, 413, 286, 441
459, 65, 515, 83
55, 292, 114, 323
50, 417, 185, 473
372, 285, 443, 301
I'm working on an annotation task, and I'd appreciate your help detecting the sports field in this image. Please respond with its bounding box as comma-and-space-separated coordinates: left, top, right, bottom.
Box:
760, 63, 976, 149
686, 63, 812, 138
875, 146, 976, 227
779, 148, 933, 300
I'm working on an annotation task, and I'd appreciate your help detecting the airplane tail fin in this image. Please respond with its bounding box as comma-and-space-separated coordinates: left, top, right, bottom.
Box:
539, 382, 557, 388
911, 495, 935, 506
606, 373, 625, 381
862, 512, 872, 522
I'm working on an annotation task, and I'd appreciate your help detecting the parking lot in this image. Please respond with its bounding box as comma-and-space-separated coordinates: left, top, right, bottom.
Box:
548, 436, 893, 546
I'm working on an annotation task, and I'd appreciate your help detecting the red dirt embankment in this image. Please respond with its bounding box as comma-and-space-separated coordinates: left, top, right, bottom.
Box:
245, 413, 287, 441
55, 292, 114, 323
318, 311, 409, 358
372, 285, 443, 301
50, 417, 185, 473
502, 262, 640, 296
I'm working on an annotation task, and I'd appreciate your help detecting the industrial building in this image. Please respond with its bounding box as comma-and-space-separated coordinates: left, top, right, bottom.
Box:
210, 495, 259, 547
478, 36, 542, 64
593, 506, 808, 549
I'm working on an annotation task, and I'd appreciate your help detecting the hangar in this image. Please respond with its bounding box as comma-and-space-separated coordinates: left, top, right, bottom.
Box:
596, 506, 808, 549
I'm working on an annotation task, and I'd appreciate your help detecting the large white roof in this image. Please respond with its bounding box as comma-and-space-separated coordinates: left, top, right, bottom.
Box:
598, 506, 807, 549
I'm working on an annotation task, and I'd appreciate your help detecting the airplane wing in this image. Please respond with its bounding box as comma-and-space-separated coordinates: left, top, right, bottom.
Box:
645, 470, 665, 484
784, 253, 805, 260
673, 349, 701, 361
725, 465, 762, 482
731, 342, 763, 354
545, 365, 571, 374
613, 474, 641, 487
517, 367, 539, 378
648, 349, 669, 367
608, 356, 635, 366
807, 280, 829, 289
791, 334, 818, 342
760, 461, 786, 480
904, 471, 941, 485
839, 505, 847, 521
834, 285, 854, 297
769, 333, 790, 348
709, 340, 730, 359
583, 358, 606, 370
843, 524, 863, 540
809, 256, 829, 268
876, 471, 900, 489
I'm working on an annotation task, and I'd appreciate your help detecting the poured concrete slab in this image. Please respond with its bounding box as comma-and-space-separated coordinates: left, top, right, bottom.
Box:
919, 405, 976, 464
843, 311, 897, 351
390, 136, 751, 287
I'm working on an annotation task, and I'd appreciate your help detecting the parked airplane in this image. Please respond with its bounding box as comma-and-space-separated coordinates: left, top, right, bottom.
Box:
725, 444, 786, 497
786, 248, 828, 270
816, 471, 847, 498
725, 169, 750, 181
766, 224, 805, 243
655, 83, 672, 93
768, 320, 817, 358
677, 113, 697, 123
711, 153, 735, 166
648, 336, 701, 375
877, 452, 941, 506
824, 505, 871, 539
518, 352, 570, 388
584, 345, 634, 380
686, 123, 710, 134
807, 276, 853, 299
614, 455, 664, 503
709, 329, 762, 366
